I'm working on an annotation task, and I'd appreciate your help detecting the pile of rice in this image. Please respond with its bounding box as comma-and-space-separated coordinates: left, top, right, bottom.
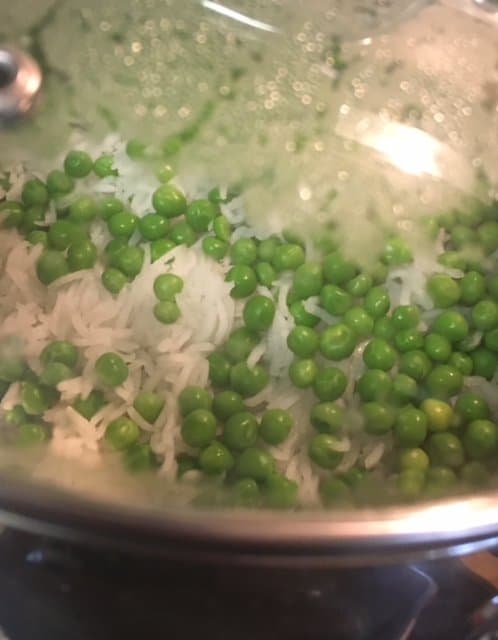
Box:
0, 136, 486, 506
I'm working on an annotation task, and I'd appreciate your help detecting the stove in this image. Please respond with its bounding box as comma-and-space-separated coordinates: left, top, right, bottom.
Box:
0, 528, 495, 640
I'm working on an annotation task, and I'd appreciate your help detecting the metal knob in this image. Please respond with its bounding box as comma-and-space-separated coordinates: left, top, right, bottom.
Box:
0, 48, 42, 126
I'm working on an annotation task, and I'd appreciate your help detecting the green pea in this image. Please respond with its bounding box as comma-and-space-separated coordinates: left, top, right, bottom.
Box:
181, 409, 217, 448
178, 386, 212, 416
477, 220, 498, 254
212, 391, 245, 421
397, 469, 425, 500
427, 432, 464, 468
320, 284, 353, 316
438, 251, 467, 271
154, 300, 181, 324
399, 350, 432, 381
98, 196, 125, 220
346, 273, 373, 297
425, 466, 457, 495
364, 286, 390, 318
394, 406, 428, 447
199, 441, 234, 475
272, 243, 305, 271
153, 273, 184, 301
151, 238, 176, 262
105, 238, 128, 263
309, 433, 344, 469
27, 230, 48, 247
363, 338, 397, 371
473, 300, 498, 331
357, 369, 392, 401
138, 213, 170, 241
382, 235, 413, 266
123, 443, 157, 473
455, 393, 490, 423
107, 212, 139, 239
289, 359, 317, 388
471, 348, 497, 380
313, 366, 347, 401
18, 422, 49, 446
232, 478, 260, 507
391, 374, 418, 405
152, 184, 187, 218
213, 215, 231, 242
289, 301, 320, 328
223, 411, 258, 450
95, 352, 128, 387
373, 317, 395, 340
391, 305, 420, 331
421, 398, 454, 432
0, 341, 25, 382
399, 448, 429, 472
433, 310, 469, 343
208, 352, 231, 388
369, 261, 388, 285
293, 263, 323, 299
73, 390, 105, 420
169, 221, 197, 247
437, 209, 458, 230
450, 224, 477, 249
36, 251, 69, 285
448, 351, 473, 375
101, 268, 128, 295
202, 236, 228, 261
319, 324, 356, 361
463, 420, 498, 459
185, 199, 218, 232
258, 236, 281, 262
229, 238, 257, 266
461, 461, 488, 487
323, 251, 356, 285
427, 274, 461, 308
264, 474, 299, 509
177, 454, 198, 478
5, 405, 28, 425
235, 447, 276, 481
426, 365, 463, 398
68, 196, 98, 223
21, 178, 49, 207
133, 391, 164, 423
363, 402, 396, 435
340, 467, 365, 488
39, 362, 74, 387
310, 402, 344, 434
47, 220, 79, 251
424, 333, 451, 364
114, 246, 144, 278
260, 409, 293, 445
0, 201, 24, 228
255, 261, 276, 287
126, 138, 147, 159
224, 328, 258, 364
230, 362, 269, 398
67, 239, 98, 271
460, 271, 486, 306
64, 150, 93, 178
105, 416, 140, 450
487, 274, 498, 301
226, 265, 257, 299
20, 205, 45, 233
320, 478, 352, 507
46, 170, 74, 195
93, 154, 118, 178
41, 341, 78, 368
343, 307, 374, 338
287, 326, 319, 358
394, 329, 424, 353
243, 295, 275, 332
21, 382, 54, 415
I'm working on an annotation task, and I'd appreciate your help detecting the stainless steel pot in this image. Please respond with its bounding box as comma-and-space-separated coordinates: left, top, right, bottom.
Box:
0, 0, 497, 568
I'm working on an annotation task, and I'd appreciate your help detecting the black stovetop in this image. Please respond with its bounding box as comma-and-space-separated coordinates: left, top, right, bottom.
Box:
0, 528, 493, 640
